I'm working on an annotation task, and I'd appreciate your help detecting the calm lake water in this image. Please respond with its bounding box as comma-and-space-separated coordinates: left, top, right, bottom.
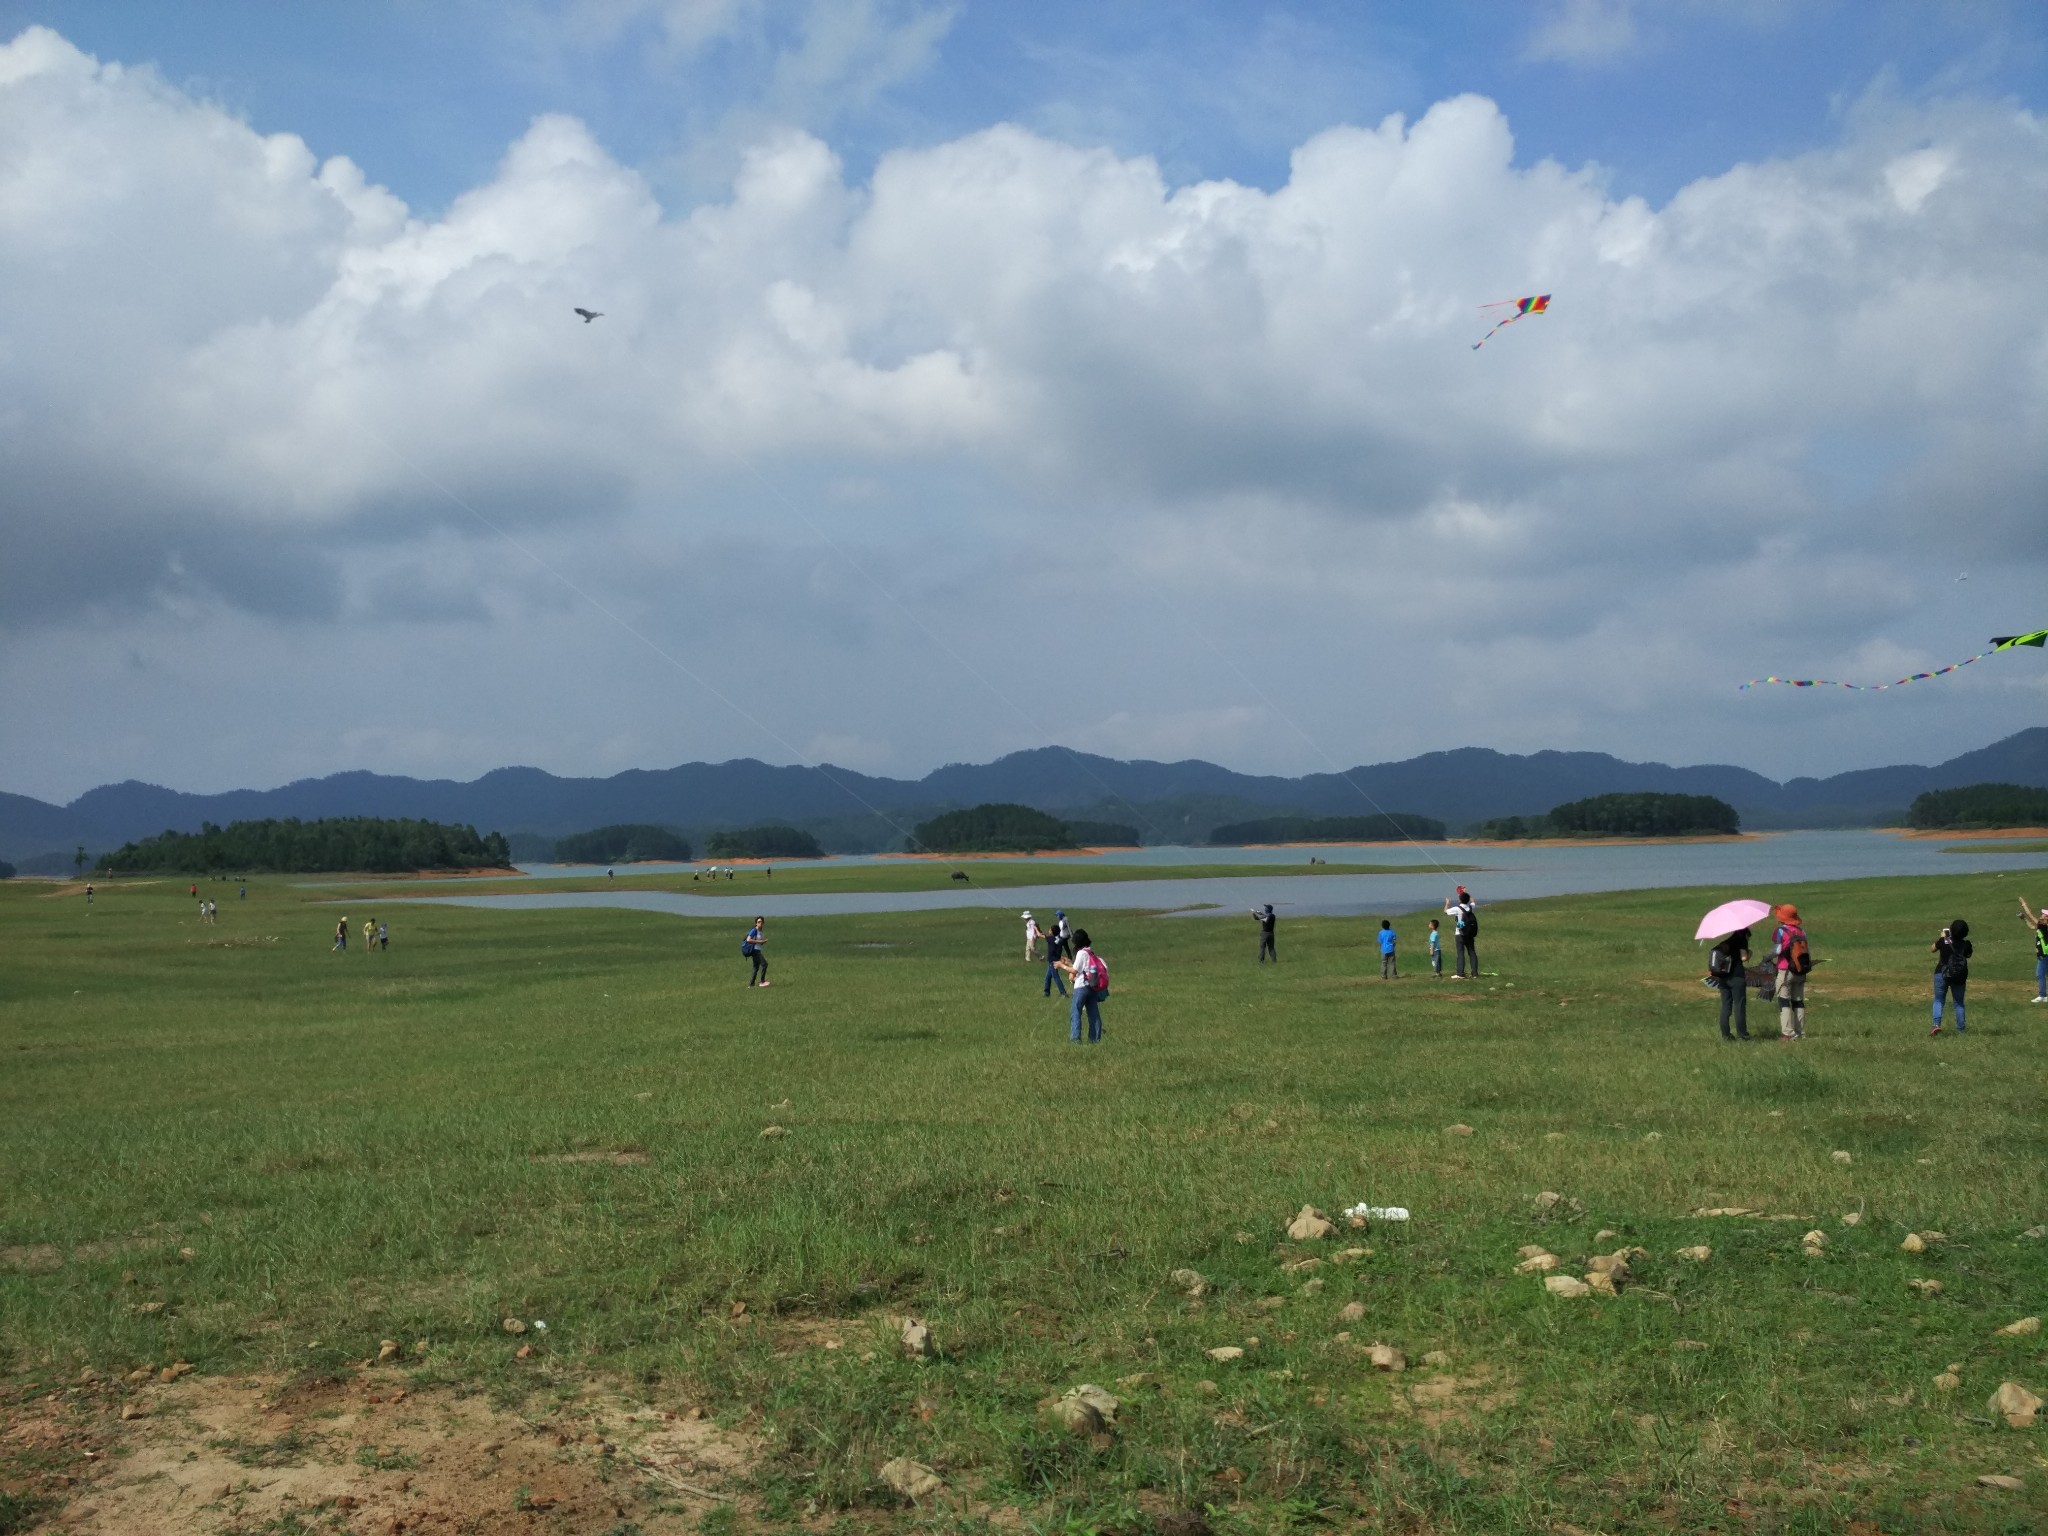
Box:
394, 831, 2048, 922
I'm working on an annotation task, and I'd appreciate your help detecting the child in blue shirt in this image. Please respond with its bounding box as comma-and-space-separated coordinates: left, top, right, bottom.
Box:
1378, 919, 1398, 979
1427, 918, 1441, 978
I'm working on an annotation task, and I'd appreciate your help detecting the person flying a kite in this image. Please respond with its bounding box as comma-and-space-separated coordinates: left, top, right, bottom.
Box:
1740, 630, 2048, 691
1472, 294, 1550, 350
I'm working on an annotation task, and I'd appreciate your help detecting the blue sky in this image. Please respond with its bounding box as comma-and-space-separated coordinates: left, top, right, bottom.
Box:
13, 1, 2041, 211
2, 2, 2046, 803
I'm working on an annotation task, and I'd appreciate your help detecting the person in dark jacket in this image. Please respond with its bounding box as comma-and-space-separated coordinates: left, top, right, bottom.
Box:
1930, 917, 1970, 1035
1710, 927, 1752, 1040
1253, 904, 1277, 962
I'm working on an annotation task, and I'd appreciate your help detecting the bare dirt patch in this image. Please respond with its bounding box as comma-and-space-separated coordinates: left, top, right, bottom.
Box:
528, 1150, 653, 1167
4, 1368, 752, 1534
1389, 1363, 1518, 1429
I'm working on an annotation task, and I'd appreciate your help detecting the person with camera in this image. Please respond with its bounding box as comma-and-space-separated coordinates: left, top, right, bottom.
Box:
1930, 917, 1971, 1035
1707, 926, 1752, 1040
2019, 898, 2048, 1003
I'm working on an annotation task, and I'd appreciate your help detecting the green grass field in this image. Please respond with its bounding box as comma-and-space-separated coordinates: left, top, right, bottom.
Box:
4, 869, 2047, 1532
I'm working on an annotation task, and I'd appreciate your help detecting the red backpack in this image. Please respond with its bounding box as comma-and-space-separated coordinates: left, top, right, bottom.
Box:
1081, 950, 1109, 995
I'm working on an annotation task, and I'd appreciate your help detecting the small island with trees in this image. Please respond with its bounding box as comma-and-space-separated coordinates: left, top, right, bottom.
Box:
97, 817, 514, 874
910, 803, 1139, 854
703, 825, 825, 860
552, 823, 692, 864
1906, 782, 2048, 830
1471, 791, 1741, 841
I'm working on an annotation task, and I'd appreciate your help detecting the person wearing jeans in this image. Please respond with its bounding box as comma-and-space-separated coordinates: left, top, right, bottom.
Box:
1058, 928, 1103, 1043
745, 917, 770, 987
1930, 918, 1970, 1034
1042, 922, 1067, 997
2021, 899, 2048, 1002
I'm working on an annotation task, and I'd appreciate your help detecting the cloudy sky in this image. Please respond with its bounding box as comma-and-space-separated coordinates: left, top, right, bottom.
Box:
2, 1, 2045, 804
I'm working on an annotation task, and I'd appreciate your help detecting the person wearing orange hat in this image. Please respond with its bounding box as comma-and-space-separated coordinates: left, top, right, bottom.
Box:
1769, 903, 1811, 1040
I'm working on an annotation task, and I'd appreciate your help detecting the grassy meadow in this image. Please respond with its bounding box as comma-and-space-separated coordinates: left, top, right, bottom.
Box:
4, 865, 2048, 1532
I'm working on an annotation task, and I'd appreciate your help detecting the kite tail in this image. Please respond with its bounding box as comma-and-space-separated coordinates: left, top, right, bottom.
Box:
1738, 650, 1997, 691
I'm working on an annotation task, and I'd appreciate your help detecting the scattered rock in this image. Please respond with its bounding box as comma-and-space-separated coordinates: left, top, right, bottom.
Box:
900, 1319, 936, 1359
1585, 1270, 1619, 1296
1933, 1372, 1961, 1392
1205, 1346, 1245, 1363
1996, 1316, 2041, 1338
136, 1301, 164, 1315
1676, 1246, 1713, 1262
124, 1368, 151, 1384
1516, 1243, 1551, 1259
1169, 1268, 1206, 1297
179, 1246, 197, 1260
1802, 1230, 1827, 1256
769, 1098, 791, 1110
1901, 1233, 1927, 1255
1673, 1340, 1709, 1351
1841, 1212, 1862, 1227
1280, 1256, 1322, 1273
1196, 1379, 1219, 1395
1989, 1381, 2041, 1428
878, 1456, 944, 1502
414, 1339, 429, 1356
376, 1339, 400, 1363
1286, 1205, 1335, 1241
759, 1125, 786, 1139
1908, 1279, 1944, 1297
501, 1317, 527, 1335
1978, 1474, 2026, 1491
1256, 1296, 1286, 1311
1339, 1301, 1365, 1322
1298, 1277, 1324, 1296
159, 1361, 192, 1383
1831, 1150, 1852, 1164
1514, 1253, 1559, 1274
1920, 1230, 1948, 1244
1585, 1253, 1632, 1280
1544, 1275, 1592, 1298
1445, 1124, 1473, 1137
515, 1344, 533, 1360
1335, 1245, 1372, 1261
1642, 1132, 1662, 1142
1530, 1191, 1584, 1222
119, 1402, 146, 1421
1367, 1343, 1405, 1372
2022, 1226, 2046, 1240
1692, 1207, 1756, 1218
1421, 1350, 1450, 1367
1050, 1383, 1120, 1435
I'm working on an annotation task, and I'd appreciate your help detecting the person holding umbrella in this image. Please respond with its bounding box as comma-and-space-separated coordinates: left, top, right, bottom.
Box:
1696, 898, 1770, 1042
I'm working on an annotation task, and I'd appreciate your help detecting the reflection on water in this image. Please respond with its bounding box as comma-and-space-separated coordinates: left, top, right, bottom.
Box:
390, 831, 2048, 921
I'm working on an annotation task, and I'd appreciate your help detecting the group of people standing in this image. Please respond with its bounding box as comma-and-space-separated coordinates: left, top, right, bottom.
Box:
1706, 904, 1810, 1041
1024, 909, 1107, 1042
1245, 886, 1481, 980
332, 916, 389, 952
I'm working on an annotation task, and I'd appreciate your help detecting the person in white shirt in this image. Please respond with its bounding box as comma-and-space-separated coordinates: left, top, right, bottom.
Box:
1023, 910, 1041, 961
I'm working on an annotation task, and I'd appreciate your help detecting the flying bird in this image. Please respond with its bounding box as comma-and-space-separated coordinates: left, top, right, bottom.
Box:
573, 308, 603, 323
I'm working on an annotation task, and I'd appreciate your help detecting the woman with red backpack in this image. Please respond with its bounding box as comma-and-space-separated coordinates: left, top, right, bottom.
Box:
1770, 904, 1811, 1040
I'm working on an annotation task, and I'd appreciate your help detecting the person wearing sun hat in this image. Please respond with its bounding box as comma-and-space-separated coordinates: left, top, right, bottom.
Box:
1770, 903, 1811, 1040
1023, 910, 1040, 961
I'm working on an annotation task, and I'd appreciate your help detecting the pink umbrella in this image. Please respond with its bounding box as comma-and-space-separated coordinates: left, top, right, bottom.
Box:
1696, 898, 1772, 943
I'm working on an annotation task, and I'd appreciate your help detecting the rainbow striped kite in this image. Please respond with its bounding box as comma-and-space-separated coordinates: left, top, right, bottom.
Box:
1472, 294, 1550, 350
1740, 630, 2048, 691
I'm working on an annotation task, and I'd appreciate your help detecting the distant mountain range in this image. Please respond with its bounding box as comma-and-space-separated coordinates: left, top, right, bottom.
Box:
7, 727, 2048, 869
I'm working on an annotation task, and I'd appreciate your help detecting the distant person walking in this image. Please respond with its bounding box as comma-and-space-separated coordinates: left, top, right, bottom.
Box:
377, 920, 389, 951
744, 918, 770, 987
1058, 927, 1107, 1044
1708, 927, 1752, 1041
239, 883, 246, 899
1042, 918, 1067, 998
1378, 919, 1398, 979
2021, 898, 2048, 1002
1427, 918, 1441, 977
363, 917, 376, 952
1770, 904, 1810, 1040
1023, 910, 1040, 961
333, 918, 348, 953
1253, 904, 1277, 962
1930, 917, 1971, 1035
1447, 887, 1479, 977
84, 882, 94, 906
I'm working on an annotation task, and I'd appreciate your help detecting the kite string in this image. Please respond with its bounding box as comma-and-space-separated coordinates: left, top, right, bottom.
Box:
733, 462, 1171, 846
383, 446, 930, 852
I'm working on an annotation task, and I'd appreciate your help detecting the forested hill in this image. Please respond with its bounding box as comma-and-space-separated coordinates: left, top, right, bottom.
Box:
7, 727, 2048, 864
